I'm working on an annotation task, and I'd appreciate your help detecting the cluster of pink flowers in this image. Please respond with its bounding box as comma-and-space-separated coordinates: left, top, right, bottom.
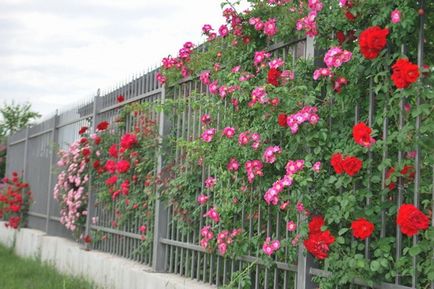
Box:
227, 158, 240, 171
324, 47, 352, 68
201, 128, 217, 142
202, 24, 216, 41
268, 0, 291, 5
263, 175, 293, 205
254, 51, 271, 66
204, 207, 220, 223
268, 58, 285, 69
286, 159, 305, 175
263, 146, 282, 164
245, 160, 264, 183
53, 140, 89, 232
200, 71, 211, 85
296, 0, 323, 37
262, 237, 280, 256
204, 176, 217, 189
391, 9, 401, 24
161, 41, 195, 79
286, 106, 320, 134
217, 229, 241, 255
200, 113, 211, 125
222, 127, 235, 138
250, 87, 268, 106
156, 72, 166, 85
249, 17, 278, 37
313, 68, 332, 80
238, 131, 261, 149
200, 225, 214, 249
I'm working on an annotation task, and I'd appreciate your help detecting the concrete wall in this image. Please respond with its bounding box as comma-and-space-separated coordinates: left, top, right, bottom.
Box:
0, 222, 215, 289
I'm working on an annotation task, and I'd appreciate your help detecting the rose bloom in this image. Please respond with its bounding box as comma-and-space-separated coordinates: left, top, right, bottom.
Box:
341, 156, 363, 176
308, 216, 324, 234
267, 68, 281, 86
304, 230, 335, 260
353, 122, 375, 147
97, 121, 109, 131
278, 113, 287, 127
108, 144, 118, 158
359, 26, 389, 60
351, 218, 375, 240
116, 160, 130, 174
117, 95, 125, 102
79, 126, 88, 135
391, 9, 401, 24
120, 133, 138, 150
397, 204, 429, 236
330, 153, 344, 174
391, 58, 420, 89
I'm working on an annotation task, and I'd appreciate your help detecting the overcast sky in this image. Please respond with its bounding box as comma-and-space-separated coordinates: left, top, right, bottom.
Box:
0, 0, 248, 118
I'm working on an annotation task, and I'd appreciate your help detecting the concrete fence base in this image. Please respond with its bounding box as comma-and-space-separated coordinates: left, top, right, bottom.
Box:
0, 222, 214, 289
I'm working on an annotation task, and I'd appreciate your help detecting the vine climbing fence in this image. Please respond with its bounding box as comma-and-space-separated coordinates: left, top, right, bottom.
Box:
4, 6, 433, 289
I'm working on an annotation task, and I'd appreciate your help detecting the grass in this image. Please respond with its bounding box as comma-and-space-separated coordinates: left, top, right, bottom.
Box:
0, 244, 96, 289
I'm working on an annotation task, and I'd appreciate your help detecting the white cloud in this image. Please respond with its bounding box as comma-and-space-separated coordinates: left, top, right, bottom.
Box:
0, 0, 251, 117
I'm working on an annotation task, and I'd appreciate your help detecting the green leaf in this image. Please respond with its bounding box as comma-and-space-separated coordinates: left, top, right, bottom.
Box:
409, 245, 422, 257
370, 260, 380, 272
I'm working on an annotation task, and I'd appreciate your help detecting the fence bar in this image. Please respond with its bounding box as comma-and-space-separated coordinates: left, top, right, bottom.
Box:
45, 111, 59, 233
152, 84, 169, 272
22, 126, 30, 179
84, 90, 100, 245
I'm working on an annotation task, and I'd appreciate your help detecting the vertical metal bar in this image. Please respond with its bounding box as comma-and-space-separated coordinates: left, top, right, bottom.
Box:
413, 1, 425, 287
380, 96, 389, 238
84, 89, 100, 247
152, 84, 169, 272
22, 126, 30, 180
45, 111, 59, 233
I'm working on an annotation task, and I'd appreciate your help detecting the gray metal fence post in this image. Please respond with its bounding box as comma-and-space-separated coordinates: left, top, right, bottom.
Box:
45, 111, 59, 233
152, 84, 169, 272
297, 245, 317, 289
84, 90, 100, 246
22, 126, 30, 180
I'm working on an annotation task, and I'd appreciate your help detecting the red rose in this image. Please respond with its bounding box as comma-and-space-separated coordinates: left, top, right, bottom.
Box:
278, 113, 287, 127
7, 216, 21, 229
359, 26, 389, 60
353, 122, 375, 147
267, 68, 281, 86
351, 218, 375, 240
116, 160, 130, 174
397, 204, 429, 236
79, 137, 88, 144
120, 133, 138, 150
304, 230, 335, 260
341, 156, 363, 176
108, 144, 118, 158
78, 126, 88, 135
345, 11, 356, 21
391, 58, 420, 89
308, 216, 325, 234
97, 121, 109, 131
330, 153, 344, 174
82, 148, 91, 157
93, 160, 100, 169
104, 160, 116, 174
105, 175, 118, 186
94, 135, 101, 145
83, 235, 92, 243
336, 31, 346, 45
117, 95, 125, 102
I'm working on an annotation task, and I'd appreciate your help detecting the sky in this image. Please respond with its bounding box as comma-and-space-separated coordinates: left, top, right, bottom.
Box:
0, 0, 248, 118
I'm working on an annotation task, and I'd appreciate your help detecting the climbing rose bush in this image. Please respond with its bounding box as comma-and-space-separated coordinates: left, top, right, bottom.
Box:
0, 172, 32, 229
53, 138, 89, 237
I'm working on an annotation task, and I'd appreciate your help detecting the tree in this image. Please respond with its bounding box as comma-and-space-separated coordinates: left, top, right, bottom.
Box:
0, 102, 41, 179
0, 102, 41, 136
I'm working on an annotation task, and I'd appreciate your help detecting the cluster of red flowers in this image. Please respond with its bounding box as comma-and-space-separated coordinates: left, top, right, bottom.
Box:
304, 216, 335, 259
330, 153, 363, 176
397, 204, 429, 237
0, 172, 32, 229
391, 58, 420, 89
359, 26, 389, 60
385, 165, 415, 190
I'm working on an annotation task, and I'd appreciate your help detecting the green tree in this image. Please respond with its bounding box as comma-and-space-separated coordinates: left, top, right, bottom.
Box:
0, 102, 41, 178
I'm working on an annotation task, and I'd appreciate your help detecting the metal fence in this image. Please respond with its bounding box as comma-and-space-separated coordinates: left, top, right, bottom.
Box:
4, 10, 432, 288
